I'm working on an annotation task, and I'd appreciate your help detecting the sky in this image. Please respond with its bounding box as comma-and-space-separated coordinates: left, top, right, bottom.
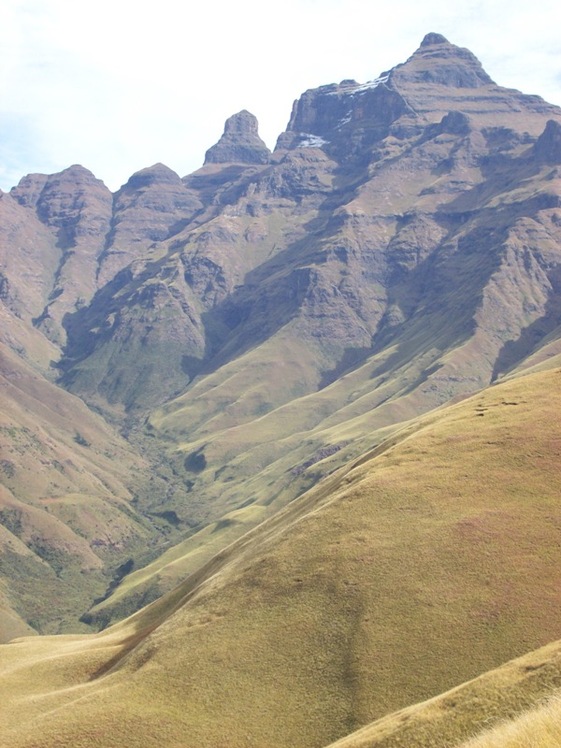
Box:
0, 0, 560, 193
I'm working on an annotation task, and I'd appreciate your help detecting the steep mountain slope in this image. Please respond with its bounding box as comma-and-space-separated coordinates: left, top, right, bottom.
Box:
0, 162, 206, 348
1, 365, 560, 747
53, 33, 561, 620
2, 165, 113, 345
2, 33, 561, 634
60, 35, 561, 419
0, 338, 162, 639
0, 159, 264, 632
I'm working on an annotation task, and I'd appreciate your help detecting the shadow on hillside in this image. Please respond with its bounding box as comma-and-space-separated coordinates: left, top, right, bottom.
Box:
492, 266, 561, 380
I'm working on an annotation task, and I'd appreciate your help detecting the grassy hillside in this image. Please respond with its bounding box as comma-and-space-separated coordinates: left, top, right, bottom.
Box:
0, 340, 162, 637
459, 694, 561, 748
1, 365, 560, 747
326, 640, 561, 748
88, 151, 561, 622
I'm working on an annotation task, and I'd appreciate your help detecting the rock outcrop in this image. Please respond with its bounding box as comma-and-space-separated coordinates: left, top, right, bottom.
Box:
204, 110, 272, 164
533, 119, 561, 164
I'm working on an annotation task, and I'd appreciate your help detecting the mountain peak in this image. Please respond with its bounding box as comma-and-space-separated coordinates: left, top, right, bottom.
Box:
397, 34, 494, 88
123, 163, 182, 190
420, 32, 450, 47
10, 164, 109, 210
204, 110, 271, 165
223, 109, 260, 135
276, 34, 498, 155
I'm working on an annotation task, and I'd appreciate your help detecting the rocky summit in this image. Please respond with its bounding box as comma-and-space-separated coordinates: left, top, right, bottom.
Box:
1, 33, 561, 748
204, 109, 272, 164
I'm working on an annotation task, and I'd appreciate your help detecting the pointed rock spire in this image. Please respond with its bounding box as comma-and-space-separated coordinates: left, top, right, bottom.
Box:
204, 110, 271, 165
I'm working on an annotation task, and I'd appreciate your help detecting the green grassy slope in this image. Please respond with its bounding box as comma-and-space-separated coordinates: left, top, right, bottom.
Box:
1, 366, 560, 747
0, 340, 159, 637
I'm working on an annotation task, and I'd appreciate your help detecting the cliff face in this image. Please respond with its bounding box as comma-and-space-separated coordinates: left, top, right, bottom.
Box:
2, 34, 561, 632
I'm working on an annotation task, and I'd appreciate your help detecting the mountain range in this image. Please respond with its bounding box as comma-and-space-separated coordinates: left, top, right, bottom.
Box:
1, 32, 561, 747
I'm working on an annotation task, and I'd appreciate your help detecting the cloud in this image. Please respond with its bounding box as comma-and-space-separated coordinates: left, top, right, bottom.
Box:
0, 0, 560, 191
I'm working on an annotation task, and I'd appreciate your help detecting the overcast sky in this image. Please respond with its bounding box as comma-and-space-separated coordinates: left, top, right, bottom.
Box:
0, 0, 560, 192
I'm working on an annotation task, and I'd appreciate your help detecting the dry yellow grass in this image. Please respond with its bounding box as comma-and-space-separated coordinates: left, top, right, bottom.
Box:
1, 367, 561, 747
459, 694, 561, 748
325, 639, 561, 748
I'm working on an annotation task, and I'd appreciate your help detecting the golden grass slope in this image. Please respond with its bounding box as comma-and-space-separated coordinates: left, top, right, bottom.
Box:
459, 693, 561, 748
0, 366, 560, 747
325, 640, 561, 748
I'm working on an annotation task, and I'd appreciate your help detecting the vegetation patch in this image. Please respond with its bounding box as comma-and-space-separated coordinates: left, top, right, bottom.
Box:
183, 448, 207, 473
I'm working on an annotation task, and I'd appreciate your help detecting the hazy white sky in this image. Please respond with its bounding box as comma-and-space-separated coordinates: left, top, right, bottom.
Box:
0, 0, 560, 192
